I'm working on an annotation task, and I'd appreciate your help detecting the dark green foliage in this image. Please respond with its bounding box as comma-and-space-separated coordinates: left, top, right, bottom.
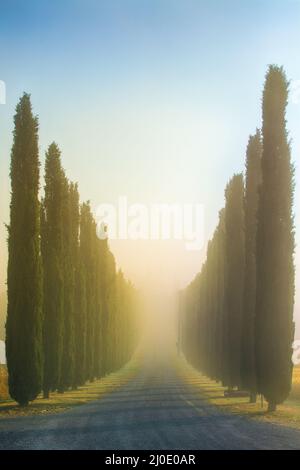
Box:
41, 143, 64, 397
92, 235, 104, 380
97, 238, 113, 377
78, 206, 137, 383
80, 202, 97, 382
256, 66, 295, 410
4, 94, 143, 405
68, 183, 80, 386
94, 238, 108, 379
6, 94, 43, 406
59, 179, 77, 391
224, 175, 245, 389
73, 204, 87, 388
181, 66, 295, 411
212, 210, 226, 385
241, 131, 262, 400
0, 292, 7, 341
225, 175, 245, 389
105, 250, 117, 374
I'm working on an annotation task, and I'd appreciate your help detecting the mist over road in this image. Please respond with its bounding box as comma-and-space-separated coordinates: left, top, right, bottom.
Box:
1, 352, 300, 450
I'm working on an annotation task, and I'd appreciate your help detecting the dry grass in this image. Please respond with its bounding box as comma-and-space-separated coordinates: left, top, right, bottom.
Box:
0, 356, 139, 418
177, 357, 300, 430
0, 366, 9, 400
288, 365, 300, 400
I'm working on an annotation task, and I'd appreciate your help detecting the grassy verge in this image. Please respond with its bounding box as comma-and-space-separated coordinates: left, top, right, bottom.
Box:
177, 356, 300, 430
0, 356, 139, 418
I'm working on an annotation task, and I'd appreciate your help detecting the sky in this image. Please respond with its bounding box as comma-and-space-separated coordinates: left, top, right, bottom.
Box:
0, 0, 299, 331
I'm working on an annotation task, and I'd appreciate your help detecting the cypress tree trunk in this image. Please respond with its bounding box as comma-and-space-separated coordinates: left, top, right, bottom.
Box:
41, 143, 64, 397
6, 93, 43, 406
250, 392, 257, 404
241, 131, 262, 401
267, 402, 277, 412
256, 65, 295, 409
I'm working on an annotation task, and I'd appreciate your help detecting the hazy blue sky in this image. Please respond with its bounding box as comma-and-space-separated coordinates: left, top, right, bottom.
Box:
0, 0, 299, 330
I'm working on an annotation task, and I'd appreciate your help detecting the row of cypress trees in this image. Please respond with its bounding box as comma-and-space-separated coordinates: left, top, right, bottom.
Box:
180, 65, 295, 411
6, 93, 137, 406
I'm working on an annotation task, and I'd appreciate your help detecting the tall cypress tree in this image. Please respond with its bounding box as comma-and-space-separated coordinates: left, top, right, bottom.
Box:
41, 142, 64, 398
6, 94, 43, 406
98, 238, 110, 378
214, 209, 226, 385
105, 249, 117, 374
59, 178, 76, 391
256, 66, 295, 411
73, 203, 87, 388
224, 174, 245, 389
67, 183, 80, 389
92, 233, 103, 380
241, 131, 262, 402
80, 202, 96, 382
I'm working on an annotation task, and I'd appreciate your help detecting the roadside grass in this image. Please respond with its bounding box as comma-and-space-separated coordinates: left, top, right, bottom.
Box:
0, 356, 139, 418
0, 366, 9, 401
178, 356, 300, 430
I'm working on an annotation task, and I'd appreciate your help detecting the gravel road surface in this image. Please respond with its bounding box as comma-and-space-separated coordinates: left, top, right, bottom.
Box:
1, 353, 300, 449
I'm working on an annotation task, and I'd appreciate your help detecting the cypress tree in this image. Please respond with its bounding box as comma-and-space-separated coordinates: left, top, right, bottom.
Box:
104, 249, 117, 374
214, 209, 226, 385
92, 235, 103, 380
41, 142, 64, 398
199, 267, 208, 373
59, 178, 76, 391
6, 93, 43, 406
241, 131, 262, 402
96, 238, 107, 378
73, 203, 87, 387
256, 66, 295, 411
118, 275, 128, 367
205, 240, 214, 377
80, 202, 96, 382
224, 174, 245, 389
69, 183, 80, 384
98, 238, 111, 377
127, 281, 138, 361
